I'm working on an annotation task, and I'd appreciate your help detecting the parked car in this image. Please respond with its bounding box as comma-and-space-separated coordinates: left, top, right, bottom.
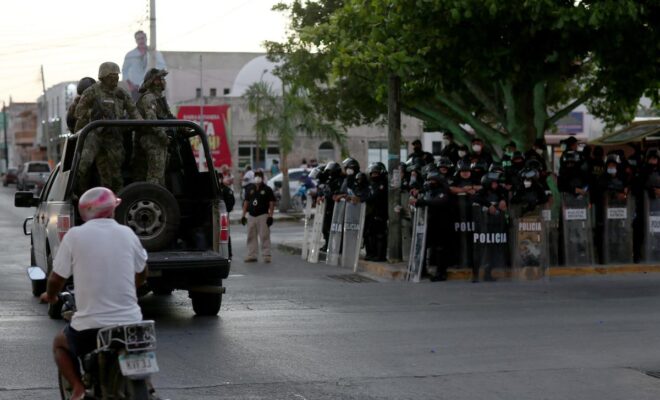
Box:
15, 120, 231, 317
16, 161, 51, 191
267, 168, 312, 199
2, 167, 18, 186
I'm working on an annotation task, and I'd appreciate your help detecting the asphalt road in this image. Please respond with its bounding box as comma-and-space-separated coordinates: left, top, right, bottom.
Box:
1, 184, 660, 399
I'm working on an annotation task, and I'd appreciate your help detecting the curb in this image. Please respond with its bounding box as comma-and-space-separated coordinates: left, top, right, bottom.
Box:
230, 214, 303, 225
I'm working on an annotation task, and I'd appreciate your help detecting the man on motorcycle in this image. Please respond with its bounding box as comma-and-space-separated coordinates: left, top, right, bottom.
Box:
40, 187, 148, 400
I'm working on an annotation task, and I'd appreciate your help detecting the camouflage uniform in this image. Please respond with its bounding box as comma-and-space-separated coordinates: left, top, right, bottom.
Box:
134, 68, 171, 185
74, 62, 141, 194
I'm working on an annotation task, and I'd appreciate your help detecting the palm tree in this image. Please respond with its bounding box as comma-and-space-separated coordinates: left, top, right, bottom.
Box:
245, 80, 346, 211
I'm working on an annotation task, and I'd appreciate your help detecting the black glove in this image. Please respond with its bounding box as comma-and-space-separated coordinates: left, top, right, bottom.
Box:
266, 216, 274, 226
241, 216, 247, 226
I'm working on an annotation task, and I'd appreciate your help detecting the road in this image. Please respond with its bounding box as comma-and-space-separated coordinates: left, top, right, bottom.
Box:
1, 184, 660, 399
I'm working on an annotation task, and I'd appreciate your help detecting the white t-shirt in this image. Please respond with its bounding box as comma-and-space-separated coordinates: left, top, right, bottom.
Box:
53, 218, 148, 331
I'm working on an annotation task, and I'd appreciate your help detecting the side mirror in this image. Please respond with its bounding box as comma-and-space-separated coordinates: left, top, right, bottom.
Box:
23, 217, 33, 236
15, 191, 39, 208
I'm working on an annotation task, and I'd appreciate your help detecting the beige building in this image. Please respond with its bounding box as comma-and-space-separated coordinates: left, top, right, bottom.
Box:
4, 102, 42, 168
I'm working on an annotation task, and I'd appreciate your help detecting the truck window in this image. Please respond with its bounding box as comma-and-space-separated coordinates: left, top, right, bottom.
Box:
28, 163, 50, 173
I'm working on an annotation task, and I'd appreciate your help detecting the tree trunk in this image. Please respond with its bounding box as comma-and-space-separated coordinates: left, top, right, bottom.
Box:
279, 150, 291, 212
387, 74, 402, 262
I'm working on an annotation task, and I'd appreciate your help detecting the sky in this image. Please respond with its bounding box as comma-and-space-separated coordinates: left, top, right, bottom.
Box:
0, 0, 289, 102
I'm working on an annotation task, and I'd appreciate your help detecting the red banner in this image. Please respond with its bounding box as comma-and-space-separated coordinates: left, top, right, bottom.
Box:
177, 105, 232, 169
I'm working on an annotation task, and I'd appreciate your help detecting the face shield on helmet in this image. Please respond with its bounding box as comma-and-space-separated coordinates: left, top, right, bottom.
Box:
78, 187, 121, 221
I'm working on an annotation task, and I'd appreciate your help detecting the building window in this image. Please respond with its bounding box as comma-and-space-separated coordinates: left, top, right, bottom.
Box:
368, 141, 408, 169
223, 88, 231, 95
238, 141, 279, 170
210, 88, 217, 97
195, 88, 202, 98
318, 141, 335, 163
431, 141, 442, 155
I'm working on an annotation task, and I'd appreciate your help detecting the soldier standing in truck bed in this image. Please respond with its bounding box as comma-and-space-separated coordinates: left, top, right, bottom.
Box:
134, 68, 172, 185
74, 61, 141, 194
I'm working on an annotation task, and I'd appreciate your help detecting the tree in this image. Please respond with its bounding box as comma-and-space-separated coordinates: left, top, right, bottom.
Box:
244, 80, 346, 212
268, 0, 659, 153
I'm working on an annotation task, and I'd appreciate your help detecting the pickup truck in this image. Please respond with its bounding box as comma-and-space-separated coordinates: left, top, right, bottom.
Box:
15, 120, 230, 316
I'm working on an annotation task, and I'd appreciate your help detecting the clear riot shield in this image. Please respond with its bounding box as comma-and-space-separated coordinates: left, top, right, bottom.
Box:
561, 194, 594, 266
341, 201, 367, 271
401, 191, 413, 262
472, 206, 509, 279
542, 205, 560, 267
453, 195, 475, 269
602, 193, 634, 264
643, 194, 660, 263
326, 199, 346, 266
301, 193, 315, 260
511, 206, 549, 280
307, 199, 326, 263
406, 206, 428, 282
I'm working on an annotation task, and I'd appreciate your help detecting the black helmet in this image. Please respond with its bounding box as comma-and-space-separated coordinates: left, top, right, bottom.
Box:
470, 159, 489, 172
519, 167, 540, 180
421, 163, 438, 177
342, 157, 360, 172
355, 172, 369, 187
367, 162, 387, 176
525, 159, 543, 172
309, 164, 325, 179
489, 162, 504, 174
406, 157, 425, 173
457, 159, 471, 172
325, 161, 342, 178
139, 68, 168, 93
511, 151, 525, 163
77, 77, 96, 95
605, 154, 620, 166
438, 156, 453, 169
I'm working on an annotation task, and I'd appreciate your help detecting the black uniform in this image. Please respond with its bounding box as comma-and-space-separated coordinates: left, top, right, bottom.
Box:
364, 176, 388, 261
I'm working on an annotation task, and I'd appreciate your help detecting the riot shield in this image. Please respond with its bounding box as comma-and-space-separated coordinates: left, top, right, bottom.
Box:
400, 191, 412, 262
542, 205, 560, 267
307, 199, 326, 263
326, 199, 346, 266
643, 194, 660, 263
406, 206, 428, 282
561, 194, 594, 266
301, 193, 314, 260
602, 194, 634, 264
472, 206, 509, 280
453, 194, 475, 269
341, 202, 367, 271
511, 206, 549, 280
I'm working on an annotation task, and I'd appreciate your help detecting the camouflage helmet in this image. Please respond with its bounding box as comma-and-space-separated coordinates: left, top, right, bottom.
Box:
98, 62, 120, 79
76, 77, 96, 95
139, 68, 168, 93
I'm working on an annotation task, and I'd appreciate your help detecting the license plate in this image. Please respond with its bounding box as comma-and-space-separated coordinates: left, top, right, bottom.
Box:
118, 352, 159, 377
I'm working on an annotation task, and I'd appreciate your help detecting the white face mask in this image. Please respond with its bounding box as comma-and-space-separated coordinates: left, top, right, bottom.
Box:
472, 144, 482, 152
346, 168, 355, 176
523, 180, 532, 188
254, 176, 263, 184
458, 150, 467, 158
535, 148, 544, 156
442, 138, 450, 146
607, 167, 617, 175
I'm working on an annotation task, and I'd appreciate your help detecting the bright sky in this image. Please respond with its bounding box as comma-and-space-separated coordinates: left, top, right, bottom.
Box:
0, 0, 289, 102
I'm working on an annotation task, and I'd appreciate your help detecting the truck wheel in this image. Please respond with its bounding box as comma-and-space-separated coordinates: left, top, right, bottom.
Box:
115, 182, 180, 252
152, 287, 174, 296
190, 292, 222, 316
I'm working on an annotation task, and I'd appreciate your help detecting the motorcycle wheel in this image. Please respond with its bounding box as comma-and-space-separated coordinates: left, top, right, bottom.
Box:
57, 371, 73, 400
106, 358, 150, 400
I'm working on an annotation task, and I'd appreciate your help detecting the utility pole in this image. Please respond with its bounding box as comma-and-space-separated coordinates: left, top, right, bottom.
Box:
2, 102, 8, 171
386, 74, 402, 262
147, 0, 157, 70
40, 65, 51, 165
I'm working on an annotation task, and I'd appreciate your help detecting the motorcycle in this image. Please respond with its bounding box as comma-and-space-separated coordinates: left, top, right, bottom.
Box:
53, 289, 160, 400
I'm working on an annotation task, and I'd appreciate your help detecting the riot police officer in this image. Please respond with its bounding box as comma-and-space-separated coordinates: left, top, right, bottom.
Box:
364, 162, 388, 261
320, 161, 343, 252
510, 167, 549, 212
66, 77, 96, 133
558, 150, 589, 197
437, 157, 454, 182
335, 158, 369, 203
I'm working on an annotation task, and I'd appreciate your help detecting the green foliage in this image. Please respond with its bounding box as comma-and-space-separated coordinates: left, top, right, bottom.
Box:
268, 0, 659, 153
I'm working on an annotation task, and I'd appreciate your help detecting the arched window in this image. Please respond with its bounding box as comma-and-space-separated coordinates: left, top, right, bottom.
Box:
318, 142, 335, 162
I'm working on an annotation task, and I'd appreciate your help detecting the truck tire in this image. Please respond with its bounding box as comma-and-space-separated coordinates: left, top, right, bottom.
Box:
190, 292, 222, 316
115, 182, 180, 252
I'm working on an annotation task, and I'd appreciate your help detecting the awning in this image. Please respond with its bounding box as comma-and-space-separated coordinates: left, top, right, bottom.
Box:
590, 118, 660, 145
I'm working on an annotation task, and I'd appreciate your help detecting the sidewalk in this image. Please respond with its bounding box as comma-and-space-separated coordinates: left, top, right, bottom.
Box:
277, 240, 660, 281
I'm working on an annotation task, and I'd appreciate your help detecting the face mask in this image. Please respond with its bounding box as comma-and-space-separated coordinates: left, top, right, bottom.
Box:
472, 144, 482, 152
346, 168, 355, 176
524, 180, 532, 188
607, 167, 617, 175
535, 148, 543, 156
458, 150, 467, 158
560, 144, 567, 151
254, 176, 263, 184
442, 139, 450, 146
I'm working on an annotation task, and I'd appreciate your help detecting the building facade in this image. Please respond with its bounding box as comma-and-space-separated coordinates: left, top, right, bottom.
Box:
4, 102, 41, 168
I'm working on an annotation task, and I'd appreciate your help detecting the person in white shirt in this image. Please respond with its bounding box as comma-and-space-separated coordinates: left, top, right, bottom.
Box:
122, 30, 167, 101
41, 187, 148, 400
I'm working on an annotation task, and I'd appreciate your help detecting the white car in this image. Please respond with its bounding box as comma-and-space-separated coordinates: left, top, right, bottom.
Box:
267, 168, 311, 198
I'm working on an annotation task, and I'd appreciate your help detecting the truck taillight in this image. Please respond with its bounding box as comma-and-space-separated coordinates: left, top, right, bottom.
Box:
219, 213, 229, 243
57, 214, 71, 240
